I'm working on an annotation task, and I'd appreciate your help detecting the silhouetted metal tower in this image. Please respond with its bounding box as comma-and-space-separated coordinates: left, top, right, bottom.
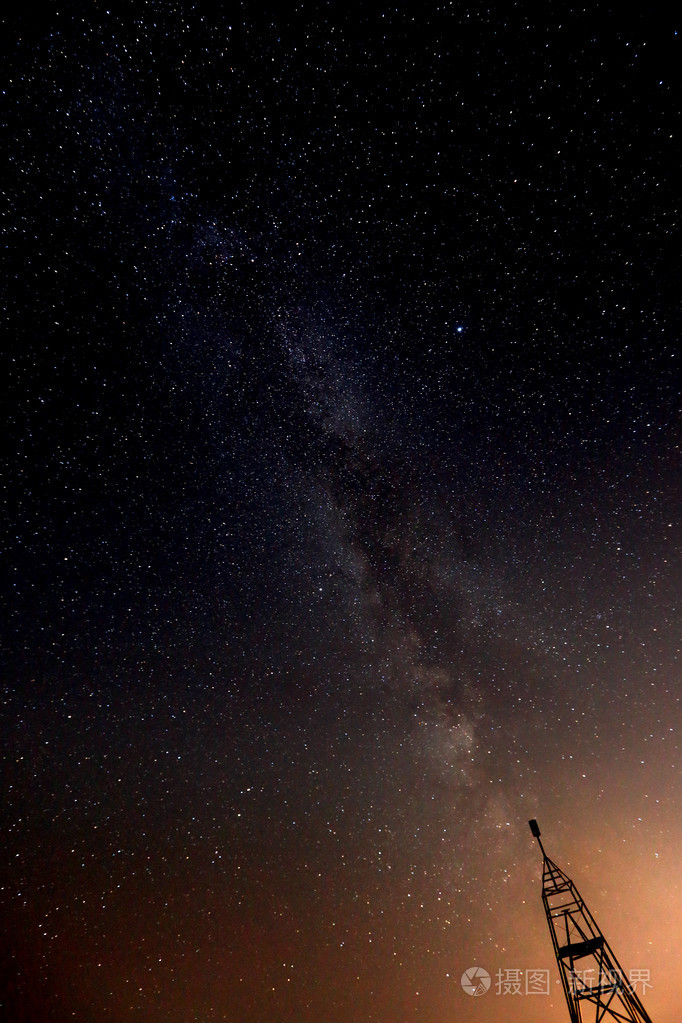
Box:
528, 819, 653, 1023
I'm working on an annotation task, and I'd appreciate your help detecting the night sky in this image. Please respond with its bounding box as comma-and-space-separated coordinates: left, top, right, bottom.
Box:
2, 4, 681, 1021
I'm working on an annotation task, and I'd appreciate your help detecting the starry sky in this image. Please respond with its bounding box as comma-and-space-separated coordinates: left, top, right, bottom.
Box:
2, 3, 680, 1021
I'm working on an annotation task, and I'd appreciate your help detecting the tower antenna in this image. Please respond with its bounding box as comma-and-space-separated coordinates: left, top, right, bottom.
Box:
528, 819, 653, 1023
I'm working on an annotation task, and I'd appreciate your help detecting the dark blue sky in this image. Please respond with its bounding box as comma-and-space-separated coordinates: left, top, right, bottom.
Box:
2, 5, 680, 1021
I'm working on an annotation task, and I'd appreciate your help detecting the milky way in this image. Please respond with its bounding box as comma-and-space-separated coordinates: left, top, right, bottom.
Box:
2, 6, 680, 1022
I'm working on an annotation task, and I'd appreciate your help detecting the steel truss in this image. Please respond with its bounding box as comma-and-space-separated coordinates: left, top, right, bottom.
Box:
529, 820, 653, 1023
